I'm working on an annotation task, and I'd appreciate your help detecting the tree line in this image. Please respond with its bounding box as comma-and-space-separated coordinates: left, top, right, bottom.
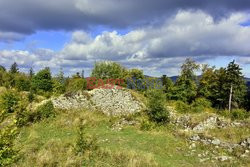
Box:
0, 59, 249, 112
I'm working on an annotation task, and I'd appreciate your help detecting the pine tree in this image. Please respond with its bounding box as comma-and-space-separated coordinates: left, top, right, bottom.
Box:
161, 75, 174, 99
53, 68, 66, 95
210, 61, 247, 109
29, 67, 34, 78
10, 62, 19, 74
225, 61, 247, 109
212, 68, 228, 109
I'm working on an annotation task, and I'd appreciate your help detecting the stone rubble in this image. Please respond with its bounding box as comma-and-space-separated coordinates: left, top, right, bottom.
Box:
169, 109, 245, 132
52, 91, 93, 110
192, 116, 219, 132
50, 86, 144, 116
89, 87, 143, 116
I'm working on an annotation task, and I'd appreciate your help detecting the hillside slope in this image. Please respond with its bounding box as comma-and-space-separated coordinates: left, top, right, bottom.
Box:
12, 88, 250, 167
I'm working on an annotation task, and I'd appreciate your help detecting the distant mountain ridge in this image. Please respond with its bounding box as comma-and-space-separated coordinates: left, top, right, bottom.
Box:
145, 75, 250, 87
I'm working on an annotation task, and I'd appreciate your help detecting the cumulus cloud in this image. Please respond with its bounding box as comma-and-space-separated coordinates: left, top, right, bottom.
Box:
61, 11, 250, 62
0, 50, 38, 67
0, 0, 250, 41
1, 10, 250, 76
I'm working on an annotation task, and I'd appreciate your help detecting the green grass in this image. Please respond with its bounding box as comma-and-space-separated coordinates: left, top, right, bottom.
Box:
205, 126, 250, 143
13, 109, 249, 167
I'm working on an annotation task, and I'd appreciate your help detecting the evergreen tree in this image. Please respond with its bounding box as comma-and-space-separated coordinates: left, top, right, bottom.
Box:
57, 68, 65, 84
146, 89, 169, 124
225, 61, 247, 109
53, 68, 66, 95
29, 67, 34, 78
161, 75, 174, 99
211, 68, 228, 109
210, 61, 247, 109
10, 62, 19, 74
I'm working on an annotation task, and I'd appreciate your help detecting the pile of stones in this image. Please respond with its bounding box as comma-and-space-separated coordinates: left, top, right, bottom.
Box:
51, 86, 144, 116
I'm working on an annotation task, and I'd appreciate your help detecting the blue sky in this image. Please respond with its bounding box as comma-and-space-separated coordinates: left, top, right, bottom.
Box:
0, 0, 250, 77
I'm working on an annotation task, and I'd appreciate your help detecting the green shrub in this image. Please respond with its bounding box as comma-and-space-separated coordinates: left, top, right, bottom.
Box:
15, 74, 31, 91
0, 91, 20, 113
0, 125, 18, 166
15, 109, 30, 127
189, 98, 211, 113
218, 109, 249, 120
146, 90, 169, 125
191, 98, 211, 108
66, 78, 87, 92
53, 80, 66, 95
190, 106, 204, 113
35, 101, 55, 121
16, 99, 53, 126
75, 119, 98, 155
15, 99, 30, 127
140, 119, 155, 131
27, 91, 35, 103
175, 101, 190, 113
231, 109, 249, 120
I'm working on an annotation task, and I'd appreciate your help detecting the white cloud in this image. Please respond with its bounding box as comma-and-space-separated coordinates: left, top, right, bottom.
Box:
1, 11, 250, 77
58, 11, 250, 76
0, 50, 38, 67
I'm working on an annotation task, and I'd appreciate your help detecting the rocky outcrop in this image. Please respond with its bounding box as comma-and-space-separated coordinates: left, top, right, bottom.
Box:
51, 86, 144, 116
89, 87, 143, 116
169, 110, 245, 132
52, 92, 93, 110
192, 116, 220, 132
190, 134, 250, 152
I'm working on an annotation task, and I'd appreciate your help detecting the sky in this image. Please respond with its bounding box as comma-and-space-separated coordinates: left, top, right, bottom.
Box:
0, 0, 250, 77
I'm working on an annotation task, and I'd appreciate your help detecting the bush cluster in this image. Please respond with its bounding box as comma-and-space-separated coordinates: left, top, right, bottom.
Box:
16, 101, 55, 127
219, 109, 249, 120
0, 125, 18, 166
146, 89, 170, 125
34, 101, 55, 121
175, 98, 212, 113
0, 91, 19, 114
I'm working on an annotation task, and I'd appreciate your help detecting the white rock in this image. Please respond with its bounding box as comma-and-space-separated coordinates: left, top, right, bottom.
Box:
191, 135, 200, 141
212, 139, 221, 145
217, 156, 231, 162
